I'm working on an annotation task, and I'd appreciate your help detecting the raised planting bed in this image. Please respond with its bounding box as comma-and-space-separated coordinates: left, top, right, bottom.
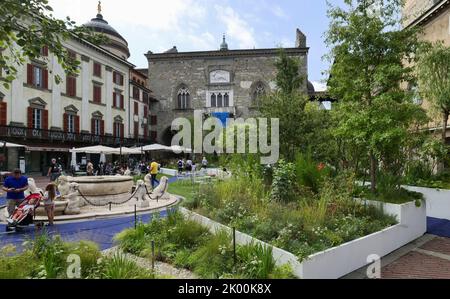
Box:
405, 186, 450, 220
180, 199, 426, 279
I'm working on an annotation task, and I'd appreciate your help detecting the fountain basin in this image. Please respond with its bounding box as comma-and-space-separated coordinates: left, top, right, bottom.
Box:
67, 176, 134, 197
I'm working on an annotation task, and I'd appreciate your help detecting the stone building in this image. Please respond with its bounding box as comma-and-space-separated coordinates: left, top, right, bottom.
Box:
144, 29, 311, 145
403, 0, 450, 142
0, 3, 152, 173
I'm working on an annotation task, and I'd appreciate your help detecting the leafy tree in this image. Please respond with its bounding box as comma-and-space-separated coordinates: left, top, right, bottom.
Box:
260, 49, 330, 161
0, 0, 106, 88
416, 42, 450, 162
325, 0, 427, 192
274, 49, 303, 94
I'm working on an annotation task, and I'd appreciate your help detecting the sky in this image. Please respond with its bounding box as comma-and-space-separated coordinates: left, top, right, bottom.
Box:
47, 0, 346, 90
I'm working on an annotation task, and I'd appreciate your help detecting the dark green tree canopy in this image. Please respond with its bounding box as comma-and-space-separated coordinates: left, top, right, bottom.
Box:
0, 0, 106, 88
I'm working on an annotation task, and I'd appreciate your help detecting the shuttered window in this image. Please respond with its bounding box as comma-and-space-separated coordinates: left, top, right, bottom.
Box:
93, 62, 102, 77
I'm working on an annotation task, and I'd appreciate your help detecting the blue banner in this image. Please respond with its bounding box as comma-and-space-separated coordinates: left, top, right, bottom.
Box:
211, 112, 230, 127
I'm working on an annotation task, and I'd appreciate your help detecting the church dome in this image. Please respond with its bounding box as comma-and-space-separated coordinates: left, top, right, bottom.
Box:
83, 2, 130, 59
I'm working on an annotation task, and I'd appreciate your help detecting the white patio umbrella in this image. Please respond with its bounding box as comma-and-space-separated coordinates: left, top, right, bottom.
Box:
142, 144, 172, 152
70, 145, 117, 154
112, 147, 142, 155
170, 145, 192, 153
0, 141, 26, 148
70, 147, 77, 168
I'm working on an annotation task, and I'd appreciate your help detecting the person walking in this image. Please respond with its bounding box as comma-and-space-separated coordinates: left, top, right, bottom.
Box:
2, 169, 29, 217
149, 159, 160, 188
47, 158, 62, 182
177, 159, 184, 175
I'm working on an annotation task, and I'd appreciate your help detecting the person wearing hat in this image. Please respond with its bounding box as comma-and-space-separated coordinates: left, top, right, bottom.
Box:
2, 169, 28, 217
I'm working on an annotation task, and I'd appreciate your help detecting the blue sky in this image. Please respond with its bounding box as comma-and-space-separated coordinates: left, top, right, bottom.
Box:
48, 0, 346, 88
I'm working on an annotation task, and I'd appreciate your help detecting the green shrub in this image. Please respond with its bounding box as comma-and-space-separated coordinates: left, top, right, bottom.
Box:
237, 243, 276, 279
101, 253, 153, 279
294, 152, 328, 193
64, 241, 101, 278
189, 230, 233, 278
271, 159, 296, 202
0, 245, 40, 279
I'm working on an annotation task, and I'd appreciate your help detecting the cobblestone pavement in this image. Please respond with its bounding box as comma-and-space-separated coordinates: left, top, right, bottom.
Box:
381, 236, 450, 279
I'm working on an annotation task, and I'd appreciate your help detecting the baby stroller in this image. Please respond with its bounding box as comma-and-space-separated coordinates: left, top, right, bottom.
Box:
5, 193, 45, 232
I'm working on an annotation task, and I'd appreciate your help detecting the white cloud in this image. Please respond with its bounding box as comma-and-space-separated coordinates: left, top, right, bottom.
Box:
215, 5, 257, 49
272, 5, 289, 19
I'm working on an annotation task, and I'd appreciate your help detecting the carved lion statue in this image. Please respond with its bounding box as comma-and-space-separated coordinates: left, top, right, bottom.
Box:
57, 176, 72, 198
134, 180, 150, 208
64, 182, 81, 215
27, 178, 42, 195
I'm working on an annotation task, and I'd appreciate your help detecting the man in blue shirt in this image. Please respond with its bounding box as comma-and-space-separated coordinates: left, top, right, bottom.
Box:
2, 169, 28, 216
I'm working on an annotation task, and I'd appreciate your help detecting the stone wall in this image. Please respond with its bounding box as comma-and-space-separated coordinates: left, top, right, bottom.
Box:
146, 48, 308, 144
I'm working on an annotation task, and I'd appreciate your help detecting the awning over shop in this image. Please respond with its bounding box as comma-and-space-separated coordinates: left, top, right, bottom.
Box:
26, 146, 71, 152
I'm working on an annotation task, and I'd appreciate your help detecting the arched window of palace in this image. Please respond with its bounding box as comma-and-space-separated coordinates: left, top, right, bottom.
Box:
177, 87, 190, 109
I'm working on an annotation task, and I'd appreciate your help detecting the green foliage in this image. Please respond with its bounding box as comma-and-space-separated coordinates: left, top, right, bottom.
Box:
271, 159, 296, 202
294, 152, 329, 194
274, 49, 303, 94
0, 0, 107, 87
325, 0, 428, 192
101, 253, 154, 279
417, 42, 450, 146
115, 211, 292, 279
191, 168, 397, 262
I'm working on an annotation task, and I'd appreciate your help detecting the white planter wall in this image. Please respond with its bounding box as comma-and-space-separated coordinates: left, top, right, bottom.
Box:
405, 186, 450, 220
160, 168, 178, 177
180, 200, 426, 279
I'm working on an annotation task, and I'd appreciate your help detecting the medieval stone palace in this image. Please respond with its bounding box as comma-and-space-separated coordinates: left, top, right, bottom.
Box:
141, 29, 313, 144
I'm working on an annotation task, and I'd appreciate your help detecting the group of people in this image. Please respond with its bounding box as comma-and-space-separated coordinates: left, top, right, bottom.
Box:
2, 169, 56, 226
177, 157, 208, 175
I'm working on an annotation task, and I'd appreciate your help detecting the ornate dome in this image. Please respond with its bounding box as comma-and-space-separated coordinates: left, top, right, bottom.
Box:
83, 2, 130, 59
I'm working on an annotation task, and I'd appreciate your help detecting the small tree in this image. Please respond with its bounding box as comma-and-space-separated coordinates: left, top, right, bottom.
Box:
417, 42, 450, 158
325, 0, 427, 192
260, 49, 313, 161
0, 0, 105, 87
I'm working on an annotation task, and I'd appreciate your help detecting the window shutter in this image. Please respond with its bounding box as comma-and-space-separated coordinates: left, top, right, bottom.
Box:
91, 118, 95, 134
27, 107, 33, 128
42, 109, 49, 130
120, 94, 124, 109
42, 46, 49, 56
93, 87, 97, 102
120, 124, 124, 138
75, 115, 80, 133
0, 102, 7, 126
134, 102, 138, 115
113, 92, 116, 107
100, 120, 105, 135
27, 64, 33, 85
43, 69, 49, 89
134, 122, 138, 138
73, 77, 77, 96
63, 113, 68, 132
120, 74, 124, 86
113, 123, 116, 137
144, 106, 148, 117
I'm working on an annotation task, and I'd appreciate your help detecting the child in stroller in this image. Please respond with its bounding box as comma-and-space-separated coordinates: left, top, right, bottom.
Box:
6, 193, 43, 230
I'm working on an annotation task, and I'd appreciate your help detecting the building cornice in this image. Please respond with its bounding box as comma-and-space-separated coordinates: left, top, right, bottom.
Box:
405, 0, 450, 29
146, 47, 309, 61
